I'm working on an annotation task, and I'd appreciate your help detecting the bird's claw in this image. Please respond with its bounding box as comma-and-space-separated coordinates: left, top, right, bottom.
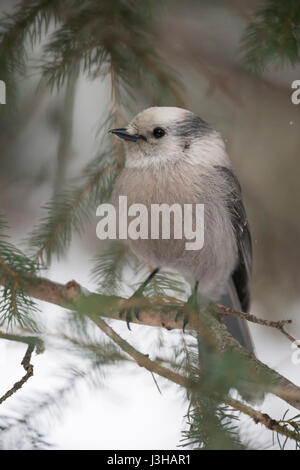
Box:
175, 309, 189, 332
175, 286, 201, 333
119, 302, 142, 330
186, 290, 199, 312
118, 269, 159, 330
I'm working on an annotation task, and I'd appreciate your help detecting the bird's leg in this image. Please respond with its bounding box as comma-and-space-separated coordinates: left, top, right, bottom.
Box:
176, 280, 200, 332
187, 280, 200, 311
133, 267, 160, 297
119, 267, 160, 330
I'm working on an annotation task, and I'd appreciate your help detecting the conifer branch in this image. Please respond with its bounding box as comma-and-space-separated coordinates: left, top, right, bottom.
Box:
89, 315, 300, 444
30, 161, 118, 265
71, 304, 300, 445
81, 309, 300, 444
215, 304, 297, 345
0, 330, 44, 352
0, 343, 34, 405
240, 0, 300, 71
53, 70, 78, 194
0, 216, 39, 329
1, 272, 300, 412
89, 315, 189, 388
227, 397, 300, 443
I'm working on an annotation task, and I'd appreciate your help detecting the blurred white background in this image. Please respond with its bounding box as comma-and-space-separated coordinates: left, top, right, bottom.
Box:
1, 0, 300, 449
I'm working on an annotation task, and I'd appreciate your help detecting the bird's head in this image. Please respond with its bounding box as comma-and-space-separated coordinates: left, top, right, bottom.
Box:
109, 106, 229, 169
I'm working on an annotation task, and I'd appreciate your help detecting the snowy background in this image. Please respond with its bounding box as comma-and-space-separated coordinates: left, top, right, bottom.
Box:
1, 0, 300, 449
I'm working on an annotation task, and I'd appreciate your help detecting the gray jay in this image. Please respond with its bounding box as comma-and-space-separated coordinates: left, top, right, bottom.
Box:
110, 106, 254, 354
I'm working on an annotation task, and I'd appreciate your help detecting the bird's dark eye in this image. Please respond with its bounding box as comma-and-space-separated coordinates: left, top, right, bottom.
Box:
153, 127, 165, 138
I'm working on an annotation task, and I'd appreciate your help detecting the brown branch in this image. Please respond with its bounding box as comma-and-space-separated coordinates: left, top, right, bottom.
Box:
215, 303, 297, 345
82, 313, 300, 444
0, 344, 34, 405
227, 397, 300, 443
81, 311, 300, 444
88, 314, 189, 388
15, 275, 297, 345
1, 273, 300, 411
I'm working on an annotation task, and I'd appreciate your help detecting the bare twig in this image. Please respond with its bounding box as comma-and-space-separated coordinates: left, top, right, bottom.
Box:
227, 397, 300, 443
0, 344, 34, 405
215, 303, 297, 345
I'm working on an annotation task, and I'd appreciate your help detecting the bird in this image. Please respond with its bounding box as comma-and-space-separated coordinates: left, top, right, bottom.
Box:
110, 106, 254, 355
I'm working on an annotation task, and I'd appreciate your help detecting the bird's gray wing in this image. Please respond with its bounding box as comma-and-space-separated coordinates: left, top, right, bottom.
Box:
214, 165, 254, 352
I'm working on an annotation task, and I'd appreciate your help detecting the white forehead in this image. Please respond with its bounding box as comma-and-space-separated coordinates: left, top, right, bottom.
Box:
131, 106, 189, 128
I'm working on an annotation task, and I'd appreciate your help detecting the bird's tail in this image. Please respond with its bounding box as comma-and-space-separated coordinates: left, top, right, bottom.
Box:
219, 280, 264, 405
220, 279, 254, 353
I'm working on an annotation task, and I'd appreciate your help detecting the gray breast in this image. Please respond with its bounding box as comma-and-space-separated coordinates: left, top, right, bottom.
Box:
111, 162, 238, 300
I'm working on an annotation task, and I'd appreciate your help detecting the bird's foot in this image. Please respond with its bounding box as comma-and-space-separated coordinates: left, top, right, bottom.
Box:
175, 284, 201, 332
175, 308, 190, 332
119, 268, 160, 330
119, 287, 145, 331
186, 286, 200, 312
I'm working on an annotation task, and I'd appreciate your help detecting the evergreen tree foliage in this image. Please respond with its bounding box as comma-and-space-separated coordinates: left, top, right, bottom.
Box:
0, 0, 300, 450
0, 213, 39, 330
240, 0, 300, 71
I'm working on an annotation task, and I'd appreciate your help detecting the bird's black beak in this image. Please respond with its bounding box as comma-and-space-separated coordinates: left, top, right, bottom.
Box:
109, 128, 146, 142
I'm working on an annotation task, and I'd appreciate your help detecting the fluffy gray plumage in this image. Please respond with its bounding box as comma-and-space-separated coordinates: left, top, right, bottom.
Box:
111, 106, 253, 353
